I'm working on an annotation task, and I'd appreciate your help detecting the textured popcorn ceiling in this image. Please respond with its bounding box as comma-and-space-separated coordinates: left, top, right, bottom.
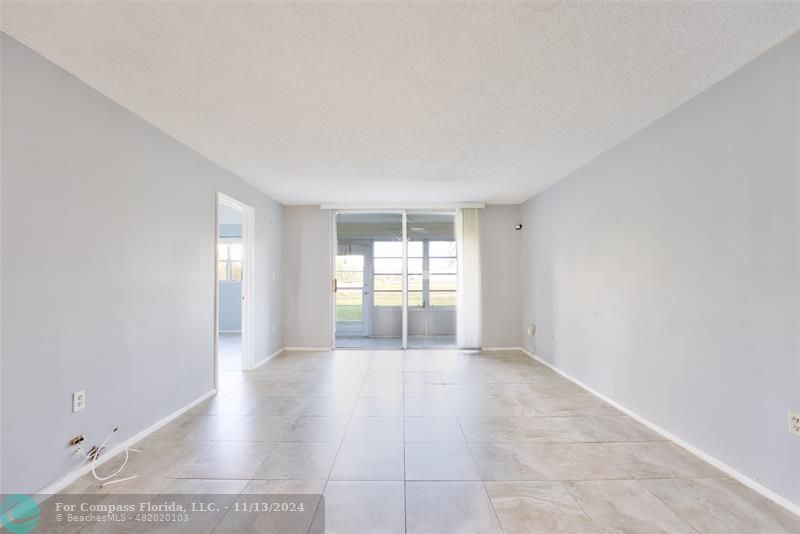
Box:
2, 1, 798, 204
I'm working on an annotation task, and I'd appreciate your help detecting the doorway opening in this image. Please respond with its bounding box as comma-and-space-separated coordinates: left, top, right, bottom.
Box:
215, 193, 255, 387
217, 202, 244, 370
333, 211, 457, 349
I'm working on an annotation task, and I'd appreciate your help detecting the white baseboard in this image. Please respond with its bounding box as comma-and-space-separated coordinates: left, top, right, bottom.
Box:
515, 347, 800, 518
252, 347, 285, 369
483, 347, 523, 351
35, 389, 216, 496
284, 347, 331, 351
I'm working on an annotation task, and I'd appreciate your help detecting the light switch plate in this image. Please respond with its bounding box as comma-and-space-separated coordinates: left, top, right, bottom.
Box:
73, 390, 86, 412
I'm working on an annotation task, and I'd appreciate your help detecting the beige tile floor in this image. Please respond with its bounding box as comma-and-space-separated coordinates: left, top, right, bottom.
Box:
65, 349, 800, 533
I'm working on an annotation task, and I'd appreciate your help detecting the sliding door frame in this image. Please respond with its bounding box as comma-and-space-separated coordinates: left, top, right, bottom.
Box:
330, 209, 455, 350
405, 210, 458, 348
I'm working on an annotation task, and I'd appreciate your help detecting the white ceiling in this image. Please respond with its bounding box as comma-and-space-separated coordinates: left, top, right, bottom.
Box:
2, 1, 798, 205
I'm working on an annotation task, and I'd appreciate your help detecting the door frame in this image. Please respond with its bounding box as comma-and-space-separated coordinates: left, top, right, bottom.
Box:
214, 192, 256, 389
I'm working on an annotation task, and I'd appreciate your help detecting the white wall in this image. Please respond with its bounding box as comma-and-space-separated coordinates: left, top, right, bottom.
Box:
520, 33, 799, 505
0, 34, 284, 494
481, 205, 521, 348
283, 207, 333, 348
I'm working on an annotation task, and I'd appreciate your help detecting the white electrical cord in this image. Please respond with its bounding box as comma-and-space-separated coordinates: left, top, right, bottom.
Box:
77, 427, 140, 487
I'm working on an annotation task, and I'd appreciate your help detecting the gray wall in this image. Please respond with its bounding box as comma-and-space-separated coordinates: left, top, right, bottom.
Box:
218, 282, 242, 332
520, 34, 799, 505
283, 207, 333, 348
481, 205, 521, 347
0, 34, 284, 494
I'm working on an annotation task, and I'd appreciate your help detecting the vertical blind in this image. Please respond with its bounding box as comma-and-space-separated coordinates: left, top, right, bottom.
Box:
456, 208, 482, 349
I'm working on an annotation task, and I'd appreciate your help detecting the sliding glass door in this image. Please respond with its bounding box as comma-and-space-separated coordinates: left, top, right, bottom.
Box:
334, 244, 369, 337
406, 213, 457, 348
335, 213, 404, 348
334, 211, 456, 349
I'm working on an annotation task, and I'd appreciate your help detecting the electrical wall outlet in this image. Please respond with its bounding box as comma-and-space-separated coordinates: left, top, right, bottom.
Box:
72, 390, 86, 412
790, 411, 800, 436
528, 322, 536, 336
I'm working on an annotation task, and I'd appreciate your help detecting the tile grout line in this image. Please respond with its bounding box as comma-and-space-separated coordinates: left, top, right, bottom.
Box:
560, 481, 604, 534
439, 356, 506, 533
437, 354, 718, 532
636, 480, 703, 534
403, 354, 408, 534
438, 372, 605, 534
167, 374, 259, 534
311, 350, 373, 533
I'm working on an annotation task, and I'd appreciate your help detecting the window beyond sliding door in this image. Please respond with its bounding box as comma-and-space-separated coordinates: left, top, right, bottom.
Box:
406, 213, 457, 348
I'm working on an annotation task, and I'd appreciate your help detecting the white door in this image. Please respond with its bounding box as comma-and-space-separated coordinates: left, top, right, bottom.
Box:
335, 244, 370, 336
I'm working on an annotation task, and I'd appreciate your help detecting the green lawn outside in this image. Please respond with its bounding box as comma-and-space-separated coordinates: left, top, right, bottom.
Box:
336, 305, 362, 321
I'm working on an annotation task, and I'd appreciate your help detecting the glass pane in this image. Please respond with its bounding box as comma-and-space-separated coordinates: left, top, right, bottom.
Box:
336, 289, 363, 321
374, 274, 402, 291
374, 258, 402, 274
374, 241, 402, 258
430, 274, 457, 291
430, 291, 457, 307
337, 213, 402, 345
336, 255, 364, 271
374, 291, 402, 306
430, 241, 457, 257
230, 261, 243, 281
408, 258, 423, 274
408, 291, 423, 307
408, 274, 423, 291
408, 241, 423, 257
217, 244, 229, 260
218, 261, 228, 281
430, 257, 457, 274
337, 270, 363, 288
229, 243, 244, 261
